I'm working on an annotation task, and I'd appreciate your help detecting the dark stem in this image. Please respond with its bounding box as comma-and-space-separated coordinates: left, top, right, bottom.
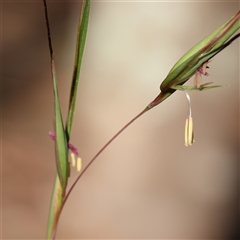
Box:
43, 0, 53, 57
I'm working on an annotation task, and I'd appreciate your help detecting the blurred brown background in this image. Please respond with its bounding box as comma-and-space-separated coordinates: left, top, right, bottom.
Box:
2, 1, 239, 239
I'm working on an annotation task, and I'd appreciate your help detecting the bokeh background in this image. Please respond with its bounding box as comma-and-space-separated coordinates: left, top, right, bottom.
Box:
2, 1, 239, 239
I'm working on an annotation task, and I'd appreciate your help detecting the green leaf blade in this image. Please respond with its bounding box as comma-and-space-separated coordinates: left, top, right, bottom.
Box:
66, 0, 91, 136
54, 99, 69, 191
168, 11, 240, 75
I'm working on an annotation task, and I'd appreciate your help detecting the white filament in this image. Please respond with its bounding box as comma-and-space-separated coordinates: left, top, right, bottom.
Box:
185, 92, 192, 117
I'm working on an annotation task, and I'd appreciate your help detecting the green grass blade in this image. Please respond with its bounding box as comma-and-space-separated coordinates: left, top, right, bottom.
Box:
168, 11, 239, 75
53, 73, 69, 192
43, 0, 69, 238
161, 33, 240, 92
43, 0, 68, 194
66, 0, 91, 136
177, 33, 240, 84
160, 11, 240, 92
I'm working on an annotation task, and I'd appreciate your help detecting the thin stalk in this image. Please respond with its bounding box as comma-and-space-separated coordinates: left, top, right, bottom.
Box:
52, 92, 172, 239
64, 108, 148, 201
52, 108, 148, 239
64, 91, 170, 205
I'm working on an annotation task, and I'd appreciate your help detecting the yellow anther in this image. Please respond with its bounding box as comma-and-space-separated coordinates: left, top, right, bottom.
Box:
71, 152, 76, 167
185, 116, 194, 146
77, 157, 82, 172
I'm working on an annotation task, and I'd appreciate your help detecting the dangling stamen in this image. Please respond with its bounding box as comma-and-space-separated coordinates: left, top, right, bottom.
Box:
184, 92, 195, 146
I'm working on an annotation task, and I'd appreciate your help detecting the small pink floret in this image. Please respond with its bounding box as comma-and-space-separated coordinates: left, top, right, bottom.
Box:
49, 131, 79, 156
68, 143, 79, 156
49, 131, 55, 140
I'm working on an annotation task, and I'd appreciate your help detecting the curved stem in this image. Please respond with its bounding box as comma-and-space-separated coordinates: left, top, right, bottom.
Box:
52, 91, 173, 239
65, 107, 148, 202
52, 107, 149, 239
65, 92, 173, 204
